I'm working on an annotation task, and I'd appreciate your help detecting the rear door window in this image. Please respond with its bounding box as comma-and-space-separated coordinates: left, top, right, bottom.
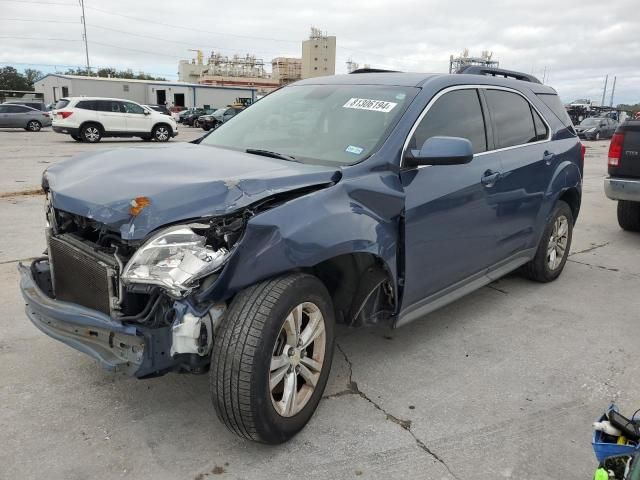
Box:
532, 108, 549, 141
411, 88, 487, 154
485, 90, 537, 148
76, 100, 97, 110
6, 105, 29, 113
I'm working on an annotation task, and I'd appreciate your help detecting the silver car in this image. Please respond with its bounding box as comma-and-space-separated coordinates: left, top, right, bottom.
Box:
0, 103, 52, 131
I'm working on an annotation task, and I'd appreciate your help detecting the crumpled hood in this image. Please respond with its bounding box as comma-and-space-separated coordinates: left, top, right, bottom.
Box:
45, 143, 339, 240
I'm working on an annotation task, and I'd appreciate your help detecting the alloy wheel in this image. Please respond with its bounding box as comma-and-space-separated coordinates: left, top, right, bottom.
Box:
547, 215, 569, 270
155, 127, 169, 141
84, 127, 100, 142
269, 302, 326, 417
28, 121, 40, 131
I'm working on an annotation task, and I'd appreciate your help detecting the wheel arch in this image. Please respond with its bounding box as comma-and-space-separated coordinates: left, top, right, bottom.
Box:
152, 122, 173, 133
79, 120, 104, 133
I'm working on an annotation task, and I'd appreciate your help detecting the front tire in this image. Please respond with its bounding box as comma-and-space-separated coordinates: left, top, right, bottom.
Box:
595, 132, 601, 141
211, 273, 335, 444
617, 201, 640, 232
523, 200, 573, 282
193, 119, 200, 128
152, 124, 171, 142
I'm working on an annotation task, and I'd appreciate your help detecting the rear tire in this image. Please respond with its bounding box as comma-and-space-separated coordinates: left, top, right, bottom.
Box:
617, 201, 640, 232
210, 273, 335, 444
81, 124, 102, 143
193, 119, 200, 128
523, 200, 573, 282
71, 135, 82, 142
26, 120, 42, 132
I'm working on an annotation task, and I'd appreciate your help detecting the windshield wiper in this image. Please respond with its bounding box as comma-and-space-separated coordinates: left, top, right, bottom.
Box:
245, 148, 299, 162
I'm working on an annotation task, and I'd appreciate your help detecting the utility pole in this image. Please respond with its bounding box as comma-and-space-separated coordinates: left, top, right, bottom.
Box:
609, 76, 617, 107
80, 0, 91, 75
601, 75, 608, 107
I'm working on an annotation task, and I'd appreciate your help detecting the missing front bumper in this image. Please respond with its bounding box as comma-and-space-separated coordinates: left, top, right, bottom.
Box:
19, 259, 177, 377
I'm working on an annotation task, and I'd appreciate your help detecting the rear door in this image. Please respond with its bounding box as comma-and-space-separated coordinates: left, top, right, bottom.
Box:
401, 87, 506, 308
0, 105, 9, 127
483, 88, 553, 257
5, 105, 30, 127
96, 100, 126, 133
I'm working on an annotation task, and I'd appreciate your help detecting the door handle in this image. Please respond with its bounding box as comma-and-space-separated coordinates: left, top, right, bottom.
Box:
481, 170, 501, 187
543, 151, 555, 165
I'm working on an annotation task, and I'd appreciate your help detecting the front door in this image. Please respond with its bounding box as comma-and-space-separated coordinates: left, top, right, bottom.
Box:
401, 88, 506, 310
122, 101, 152, 133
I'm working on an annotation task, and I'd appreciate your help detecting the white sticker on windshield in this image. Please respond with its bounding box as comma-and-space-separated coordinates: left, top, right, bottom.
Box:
343, 98, 397, 113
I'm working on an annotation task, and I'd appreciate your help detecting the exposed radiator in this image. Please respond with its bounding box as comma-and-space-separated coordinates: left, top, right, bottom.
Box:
49, 234, 117, 314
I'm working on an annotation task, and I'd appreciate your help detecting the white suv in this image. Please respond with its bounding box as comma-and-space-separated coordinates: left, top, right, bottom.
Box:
52, 97, 178, 143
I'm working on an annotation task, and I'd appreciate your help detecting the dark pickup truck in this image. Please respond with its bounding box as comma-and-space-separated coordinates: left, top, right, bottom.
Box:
605, 120, 640, 231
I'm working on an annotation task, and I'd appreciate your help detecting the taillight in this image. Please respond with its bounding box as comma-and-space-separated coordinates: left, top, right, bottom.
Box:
608, 132, 625, 167
58, 111, 73, 119
580, 143, 586, 164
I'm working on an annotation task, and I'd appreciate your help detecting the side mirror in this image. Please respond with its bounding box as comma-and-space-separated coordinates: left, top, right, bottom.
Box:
404, 136, 474, 168
144, 110, 150, 115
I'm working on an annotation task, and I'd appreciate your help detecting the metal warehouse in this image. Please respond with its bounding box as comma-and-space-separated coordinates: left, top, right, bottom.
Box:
34, 74, 257, 109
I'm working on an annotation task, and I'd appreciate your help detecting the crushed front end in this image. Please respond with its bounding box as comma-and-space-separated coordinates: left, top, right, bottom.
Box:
18, 197, 246, 378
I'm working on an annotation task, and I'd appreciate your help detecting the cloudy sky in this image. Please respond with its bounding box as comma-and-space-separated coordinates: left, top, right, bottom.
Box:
1, 0, 639, 104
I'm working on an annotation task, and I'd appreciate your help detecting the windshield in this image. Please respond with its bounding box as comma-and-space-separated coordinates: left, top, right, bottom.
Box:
580, 118, 600, 126
201, 84, 418, 166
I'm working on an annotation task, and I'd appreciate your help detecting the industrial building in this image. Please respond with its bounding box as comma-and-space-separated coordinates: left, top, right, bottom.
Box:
34, 74, 257, 109
177, 27, 336, 94
301, 27, 336, 78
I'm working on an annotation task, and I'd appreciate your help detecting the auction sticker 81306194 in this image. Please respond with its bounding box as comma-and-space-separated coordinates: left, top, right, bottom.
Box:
343, 98, 397, 113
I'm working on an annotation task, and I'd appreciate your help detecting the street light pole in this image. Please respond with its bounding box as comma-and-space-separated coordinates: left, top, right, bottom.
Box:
80, 0, 91, 75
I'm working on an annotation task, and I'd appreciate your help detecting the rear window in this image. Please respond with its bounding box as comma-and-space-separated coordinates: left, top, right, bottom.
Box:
536, 93, 576, 134
55, 99, 70, 109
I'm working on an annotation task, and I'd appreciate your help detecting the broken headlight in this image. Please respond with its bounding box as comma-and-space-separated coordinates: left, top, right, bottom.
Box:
121, 226, 229, 296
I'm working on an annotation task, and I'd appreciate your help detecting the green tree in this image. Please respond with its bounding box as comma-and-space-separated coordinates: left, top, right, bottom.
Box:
23, 68, 43, 86
0, 66, 31, 90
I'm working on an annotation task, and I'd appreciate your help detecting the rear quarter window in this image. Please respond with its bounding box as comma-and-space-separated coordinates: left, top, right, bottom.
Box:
536, 93, 576, 134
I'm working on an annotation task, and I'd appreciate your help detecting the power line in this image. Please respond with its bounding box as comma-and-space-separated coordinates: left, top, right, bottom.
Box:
85, 5, 299, 45
0, 0, 76, 5
3, 17, 80, 24
0, 36, 80, 41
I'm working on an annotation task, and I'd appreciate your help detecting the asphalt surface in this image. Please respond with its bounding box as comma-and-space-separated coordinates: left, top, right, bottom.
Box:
1, 128, 638, 480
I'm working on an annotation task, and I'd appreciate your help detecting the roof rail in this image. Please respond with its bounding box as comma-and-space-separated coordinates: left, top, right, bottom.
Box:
350, 68, 400, 74
456, 65, 542, 84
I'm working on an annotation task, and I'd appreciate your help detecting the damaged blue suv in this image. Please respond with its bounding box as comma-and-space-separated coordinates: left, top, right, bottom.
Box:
20, 67, 583, 444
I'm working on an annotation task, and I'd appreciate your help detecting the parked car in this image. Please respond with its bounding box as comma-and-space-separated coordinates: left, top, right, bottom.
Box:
200, 106, 244, 131
3, 100, 47, 111
20, 67, 583, 444
51, 97, 178, 143
0, 103, 51, 131
177, 108, 197, 123
575, 117, 617, 140
144, 104, 172, 116
604, 119, 640, 231
183, 108, 210, 127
